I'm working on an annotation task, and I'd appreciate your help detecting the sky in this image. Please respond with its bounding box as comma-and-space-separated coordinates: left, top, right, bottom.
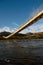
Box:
0, 0, 43, 33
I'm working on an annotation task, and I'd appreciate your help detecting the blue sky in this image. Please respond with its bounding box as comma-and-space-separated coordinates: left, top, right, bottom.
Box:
0, 0, 43, 33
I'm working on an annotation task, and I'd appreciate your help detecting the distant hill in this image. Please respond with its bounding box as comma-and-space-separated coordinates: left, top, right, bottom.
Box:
0, 31, 11, 36
32, 32, 43, 39
26, 32, 33, 35
0, 31, 26, 39
0, 31, 11, 39
0, 31, 43, 39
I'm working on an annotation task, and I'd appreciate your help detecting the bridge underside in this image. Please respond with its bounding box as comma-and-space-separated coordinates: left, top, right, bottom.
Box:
3, 10, 43, 39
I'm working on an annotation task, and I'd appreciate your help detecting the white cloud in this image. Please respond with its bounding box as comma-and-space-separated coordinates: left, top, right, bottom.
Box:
12, 22, 19, 27
20, 29, 29, 34
0, 26, 16, 32
20, 23, 43, 33
0, 23, 43, 33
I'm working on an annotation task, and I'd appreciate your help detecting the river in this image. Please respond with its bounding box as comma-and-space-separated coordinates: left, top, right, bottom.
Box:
0, 39, 43, 64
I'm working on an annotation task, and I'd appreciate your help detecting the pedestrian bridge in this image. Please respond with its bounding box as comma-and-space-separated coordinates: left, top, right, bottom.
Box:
3, 10, 43, 39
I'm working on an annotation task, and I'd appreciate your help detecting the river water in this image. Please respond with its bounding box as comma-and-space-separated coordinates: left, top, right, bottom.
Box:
0, 39, 43, 64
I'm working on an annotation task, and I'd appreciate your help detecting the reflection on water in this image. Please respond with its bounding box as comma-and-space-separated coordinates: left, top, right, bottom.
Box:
0, 39, 43, 64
